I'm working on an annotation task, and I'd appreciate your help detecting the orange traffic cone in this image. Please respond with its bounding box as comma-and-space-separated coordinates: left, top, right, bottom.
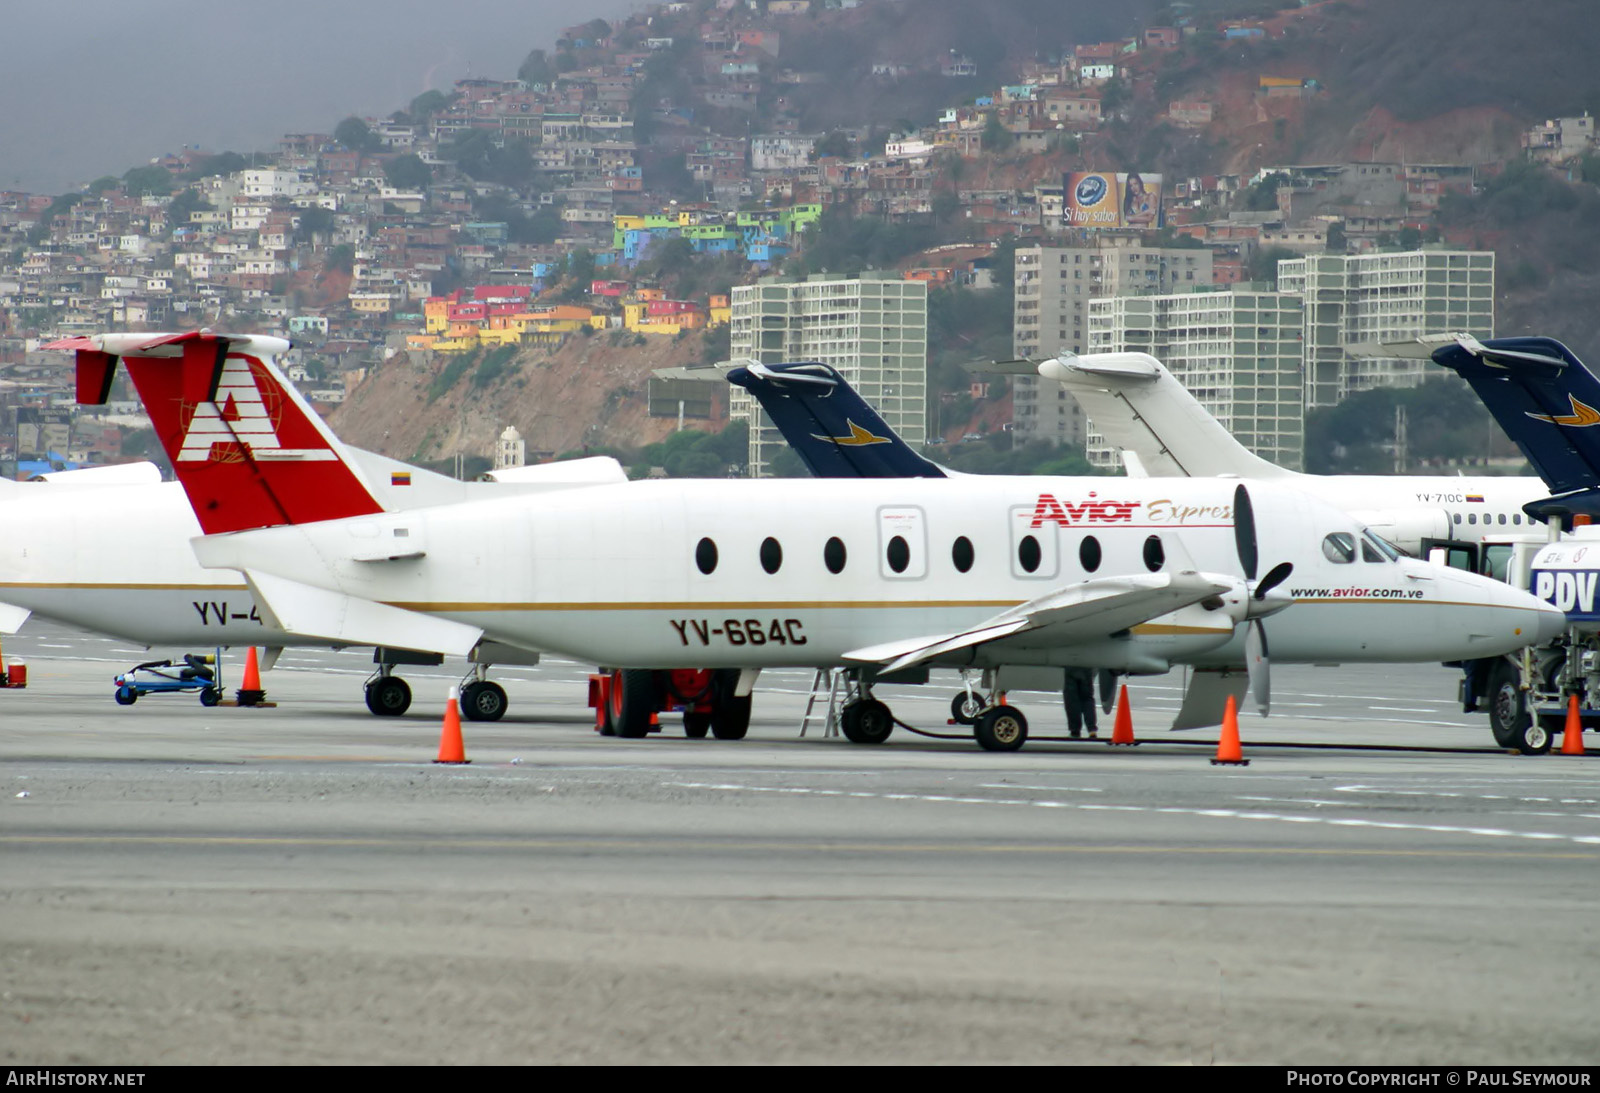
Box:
236, 646, 266, 707
1211, 694, 1249, 766
1108, 684, 1137, 746
1561, 694, 1585, 756
435, 690, 469, 764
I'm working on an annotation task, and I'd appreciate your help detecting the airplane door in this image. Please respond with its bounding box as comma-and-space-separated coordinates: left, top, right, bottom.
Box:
1009, 505, 1060, 579
877, 506, 927, 579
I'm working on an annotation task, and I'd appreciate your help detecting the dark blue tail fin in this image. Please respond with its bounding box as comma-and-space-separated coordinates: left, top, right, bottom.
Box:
727, 362, 946, 478
1431, 336, 1600, 497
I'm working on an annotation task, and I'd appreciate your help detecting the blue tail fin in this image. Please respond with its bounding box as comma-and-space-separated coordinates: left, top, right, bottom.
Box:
1430, 336, 1600, 497
727, 362, 946, 479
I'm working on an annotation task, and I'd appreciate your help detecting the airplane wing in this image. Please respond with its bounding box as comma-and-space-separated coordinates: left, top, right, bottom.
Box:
726, 362, 948, 478
842, 571, 1236, 675
1414, 333, 1600, 498
1040, 352, 1295, 479
0, 602, 32, 634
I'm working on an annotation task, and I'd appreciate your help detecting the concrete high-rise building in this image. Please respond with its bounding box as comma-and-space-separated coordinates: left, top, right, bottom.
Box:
1013, 240, 1212, 446
1086, 286, 1307, 470
729, 273, 927, 477
1277, 249, 1494, 408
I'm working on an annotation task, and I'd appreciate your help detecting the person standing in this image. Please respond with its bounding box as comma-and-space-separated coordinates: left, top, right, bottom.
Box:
1063, 666, 1097, 739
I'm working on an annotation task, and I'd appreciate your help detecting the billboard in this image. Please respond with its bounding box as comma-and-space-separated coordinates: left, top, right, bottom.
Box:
1064, 172, 1163, 229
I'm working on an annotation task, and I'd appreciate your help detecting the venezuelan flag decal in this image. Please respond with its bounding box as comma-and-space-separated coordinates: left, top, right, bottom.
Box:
391, 472, 412, 486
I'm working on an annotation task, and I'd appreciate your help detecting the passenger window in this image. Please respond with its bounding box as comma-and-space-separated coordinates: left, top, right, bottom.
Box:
760, 537, 783, 574
1079, 535, 1102, 573
951, 536, 974, 573
1453, 513, 1462, 526
1142, 535, 1164, 572
1018, 535, 1042, 574
1322, 533, 1356, 564
696, 537, 718, 575
824, 537, 846, 574
886, 535, 910, 574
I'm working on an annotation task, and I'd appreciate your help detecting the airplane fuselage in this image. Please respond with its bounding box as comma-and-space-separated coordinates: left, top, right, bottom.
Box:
195, 475, 1558, 673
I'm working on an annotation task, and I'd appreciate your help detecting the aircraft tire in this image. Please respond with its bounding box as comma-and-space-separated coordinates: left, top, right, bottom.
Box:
1485, 661, 1527, 749
840, 698, 894, 744
199, 685, 221, 707
683, 711, 712, 738
114, 686, 137, 706
950, 691, 982, 725
1518, 715, 1558, 756
461, 680, 508, 722
975, 705, 1028, 752
365, 676, 412, 717
609, 669, 654, 737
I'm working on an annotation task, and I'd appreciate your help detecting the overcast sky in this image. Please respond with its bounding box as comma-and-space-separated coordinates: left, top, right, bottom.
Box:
0, 0, 641, 195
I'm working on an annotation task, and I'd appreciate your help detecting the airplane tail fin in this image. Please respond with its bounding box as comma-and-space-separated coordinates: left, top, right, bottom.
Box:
1041, 352, 1296, 479
1424, 334, 1600, 498
727, 362, 947, 479
48, 332, 383, 534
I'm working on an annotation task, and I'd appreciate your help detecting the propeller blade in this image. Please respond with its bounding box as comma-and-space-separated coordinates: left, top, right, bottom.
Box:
1097, 668, 1117, 715
1245, 619, 1271, 716
1233, 484, 1258, 581
1255, 561, 1294, 600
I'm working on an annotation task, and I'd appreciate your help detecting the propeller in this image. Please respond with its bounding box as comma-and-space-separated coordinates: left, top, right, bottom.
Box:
1232, 485, 1295, 716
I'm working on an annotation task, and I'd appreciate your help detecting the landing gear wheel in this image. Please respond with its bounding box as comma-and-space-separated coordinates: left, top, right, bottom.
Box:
609, 669, 656, 738
1518, 714, 1558, 756
682, 711, 711, 738
199, 685, 221, 707
460, 680, 508, 722
840, 698, 894, 744
950, 691, 983, 725
710, 669, 751, 740
114, 686, 137, 706
365, 676, 412, 717
975, 705, 1028, 752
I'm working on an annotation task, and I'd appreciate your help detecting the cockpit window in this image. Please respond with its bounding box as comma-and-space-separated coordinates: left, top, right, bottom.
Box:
1362, 531, 1400, 562
1322, 532, 1356, 564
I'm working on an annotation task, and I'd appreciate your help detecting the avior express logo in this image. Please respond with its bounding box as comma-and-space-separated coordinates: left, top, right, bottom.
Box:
1075, 175, 1108, 205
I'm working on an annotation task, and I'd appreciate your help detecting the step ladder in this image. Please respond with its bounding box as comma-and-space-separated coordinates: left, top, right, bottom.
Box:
799, 668, 845, 737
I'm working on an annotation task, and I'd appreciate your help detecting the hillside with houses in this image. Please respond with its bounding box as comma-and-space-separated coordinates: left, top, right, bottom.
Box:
5, 0, 1600, 475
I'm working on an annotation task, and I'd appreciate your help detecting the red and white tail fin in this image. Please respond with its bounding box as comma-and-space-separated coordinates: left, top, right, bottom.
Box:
48, 332, 384, 534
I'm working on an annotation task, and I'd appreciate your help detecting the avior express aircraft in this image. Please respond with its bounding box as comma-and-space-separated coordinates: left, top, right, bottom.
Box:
50, 331, 1564, 750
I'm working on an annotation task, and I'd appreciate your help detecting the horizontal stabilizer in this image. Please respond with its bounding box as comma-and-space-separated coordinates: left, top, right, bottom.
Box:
242, 570, 482, 657
844, 571, 1235, 674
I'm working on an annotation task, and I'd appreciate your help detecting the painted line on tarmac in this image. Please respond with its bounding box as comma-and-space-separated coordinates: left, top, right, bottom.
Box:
665, 781, 1600, 848
1336, 785, 1599, 805
3, 832, 1595, 860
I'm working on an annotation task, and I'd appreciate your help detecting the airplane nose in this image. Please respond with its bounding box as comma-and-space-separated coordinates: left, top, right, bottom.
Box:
1532, 598, 1568, 645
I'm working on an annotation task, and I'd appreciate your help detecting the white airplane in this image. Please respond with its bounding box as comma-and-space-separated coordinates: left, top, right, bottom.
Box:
0, 438, 626, 719
1043, 352, 1548, 553
46, 331, 1565, 749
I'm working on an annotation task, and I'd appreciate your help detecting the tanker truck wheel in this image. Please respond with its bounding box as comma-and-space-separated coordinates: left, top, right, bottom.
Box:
1486, 661, 1529, 750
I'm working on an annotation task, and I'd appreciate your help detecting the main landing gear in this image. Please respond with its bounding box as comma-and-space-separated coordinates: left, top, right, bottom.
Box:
594, 668, 754, 740
832, 671, 1029, 751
